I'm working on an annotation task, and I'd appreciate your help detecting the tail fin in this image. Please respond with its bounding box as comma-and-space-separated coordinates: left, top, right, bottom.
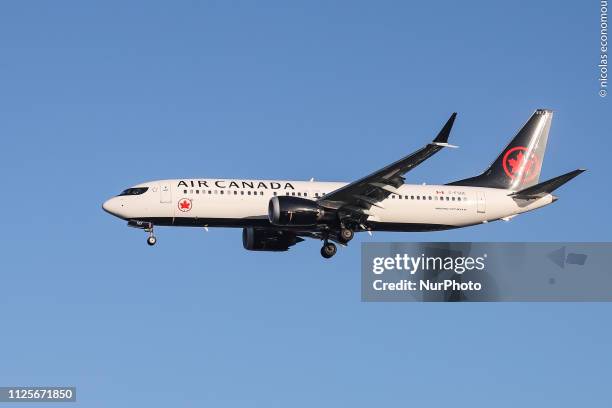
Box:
448, 109, 554, 190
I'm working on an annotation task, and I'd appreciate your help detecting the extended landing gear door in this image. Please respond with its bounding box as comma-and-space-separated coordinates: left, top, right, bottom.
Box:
160, 183, 172, 203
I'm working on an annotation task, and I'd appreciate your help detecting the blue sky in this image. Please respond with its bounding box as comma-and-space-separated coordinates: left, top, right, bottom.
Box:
0, 1, 610, 406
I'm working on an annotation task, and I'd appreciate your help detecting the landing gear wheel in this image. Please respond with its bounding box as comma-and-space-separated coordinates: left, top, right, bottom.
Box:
147, 235, 157, 246
321, 242, 337, 259
339, 228, 354, 244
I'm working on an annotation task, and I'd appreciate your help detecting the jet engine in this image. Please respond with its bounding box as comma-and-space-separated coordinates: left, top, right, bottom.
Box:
268, 196, 328, 226
242, 227, 303, 251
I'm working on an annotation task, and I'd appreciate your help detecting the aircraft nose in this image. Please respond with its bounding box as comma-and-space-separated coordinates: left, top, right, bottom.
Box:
102, 197, 124, 218
102, 198, 115, 215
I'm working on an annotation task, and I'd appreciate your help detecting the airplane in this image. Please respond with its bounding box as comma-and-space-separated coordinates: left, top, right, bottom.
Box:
102, 109, 584, 258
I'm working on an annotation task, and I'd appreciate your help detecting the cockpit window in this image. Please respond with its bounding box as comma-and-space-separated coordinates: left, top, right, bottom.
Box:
118, 187, 149, 196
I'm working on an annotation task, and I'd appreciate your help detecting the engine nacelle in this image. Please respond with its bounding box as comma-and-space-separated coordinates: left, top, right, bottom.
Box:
242, 227, 301, 251
268, 196, 325, 226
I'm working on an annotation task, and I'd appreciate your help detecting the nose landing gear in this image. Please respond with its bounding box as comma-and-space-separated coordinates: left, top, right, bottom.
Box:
126, 220, 158, 246
145, 225, 157, 246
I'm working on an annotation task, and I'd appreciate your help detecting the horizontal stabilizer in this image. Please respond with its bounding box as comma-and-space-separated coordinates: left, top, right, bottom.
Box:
509, 169, 585, 199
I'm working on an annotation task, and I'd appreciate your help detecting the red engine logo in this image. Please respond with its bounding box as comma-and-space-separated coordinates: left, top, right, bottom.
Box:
502, 146, 540, 182
178, 198, 192, 212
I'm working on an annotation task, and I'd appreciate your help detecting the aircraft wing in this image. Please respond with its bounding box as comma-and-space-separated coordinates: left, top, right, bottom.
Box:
316, 113, 457, 222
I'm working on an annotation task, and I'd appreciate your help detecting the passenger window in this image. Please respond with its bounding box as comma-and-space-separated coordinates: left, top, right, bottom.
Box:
273, 192, 277, 196
184, 190, 187, 194
410, 195, 414, 200
416, 196, 420, 200
304, 192, 308, 197
247, 191, 251, 195
428, 196, 432, 200
260, 191, 264, 196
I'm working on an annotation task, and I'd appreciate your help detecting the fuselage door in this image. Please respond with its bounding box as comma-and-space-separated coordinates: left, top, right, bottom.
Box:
477, 191, 486, 213
160, 183, 172, 203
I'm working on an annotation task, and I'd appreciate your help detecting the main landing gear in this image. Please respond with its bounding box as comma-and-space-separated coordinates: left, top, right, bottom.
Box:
338, 227, 354, 244
320, 241, 337, 259
320, 226, 355, 259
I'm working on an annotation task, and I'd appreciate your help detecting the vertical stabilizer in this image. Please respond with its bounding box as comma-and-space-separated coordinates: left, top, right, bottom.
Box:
448, 109, 553, 190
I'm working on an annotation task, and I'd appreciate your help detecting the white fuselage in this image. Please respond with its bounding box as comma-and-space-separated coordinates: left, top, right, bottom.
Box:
102, 178, 554, 231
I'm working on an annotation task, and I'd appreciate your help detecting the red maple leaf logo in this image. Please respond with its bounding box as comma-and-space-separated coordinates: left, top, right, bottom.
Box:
508, 151, 525, 174
502, 146, 540, 182
178, 199, 191, 211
